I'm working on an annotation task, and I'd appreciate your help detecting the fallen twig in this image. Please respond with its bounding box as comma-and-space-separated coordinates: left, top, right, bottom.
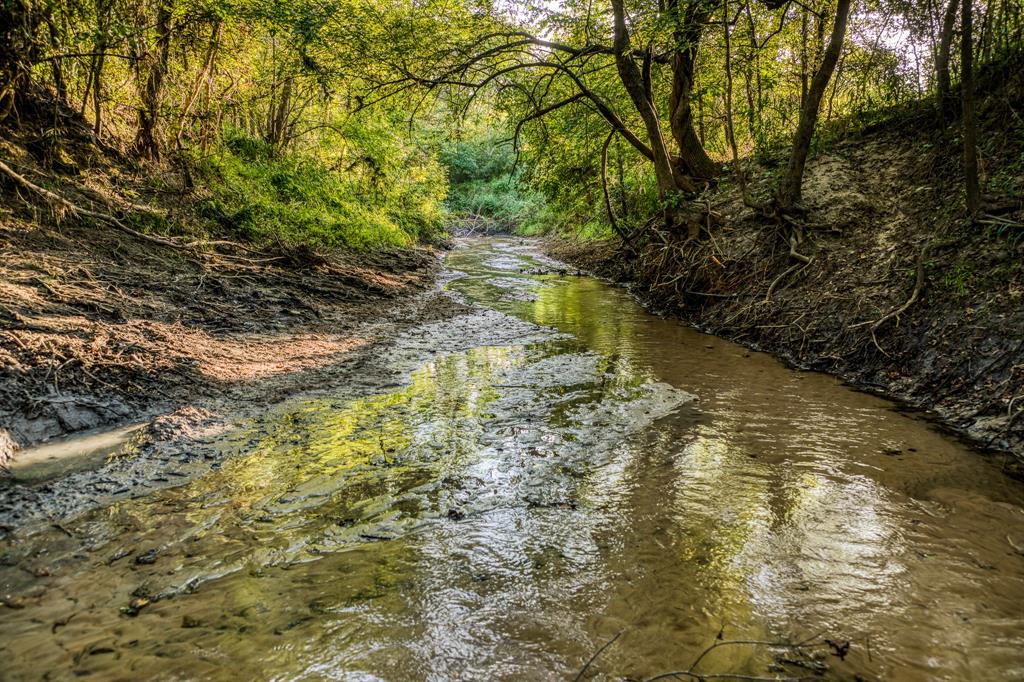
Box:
644, 636, 828, 682
572, 631, 622, 682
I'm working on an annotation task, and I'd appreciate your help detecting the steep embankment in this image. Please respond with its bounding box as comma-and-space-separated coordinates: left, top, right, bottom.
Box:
551, 95, 1024, 465
0, 96, 450, 470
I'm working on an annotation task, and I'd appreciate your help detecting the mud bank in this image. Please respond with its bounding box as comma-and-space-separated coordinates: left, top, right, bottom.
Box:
0, 217, 455, 483
548, 127, 1024, 466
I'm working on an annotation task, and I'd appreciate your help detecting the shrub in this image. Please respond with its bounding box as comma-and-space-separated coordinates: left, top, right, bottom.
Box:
195, 128, 447, 251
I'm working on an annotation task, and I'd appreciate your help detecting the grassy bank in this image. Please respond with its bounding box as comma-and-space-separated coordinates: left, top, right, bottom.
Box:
0, 93, 452, 465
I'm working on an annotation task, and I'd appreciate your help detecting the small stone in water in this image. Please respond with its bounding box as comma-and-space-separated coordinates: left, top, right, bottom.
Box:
120, 597, 150, 617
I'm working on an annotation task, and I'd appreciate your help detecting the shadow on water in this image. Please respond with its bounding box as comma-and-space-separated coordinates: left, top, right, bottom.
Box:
1, 237, 1024, 681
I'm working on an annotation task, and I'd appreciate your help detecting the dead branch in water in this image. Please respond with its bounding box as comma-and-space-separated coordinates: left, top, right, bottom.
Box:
642, 636, 834, 682
572, 631, 841, 682
572, 631, 622, 682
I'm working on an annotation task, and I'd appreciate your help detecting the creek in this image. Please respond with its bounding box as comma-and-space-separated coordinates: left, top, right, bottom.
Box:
2, 238, 1023, 680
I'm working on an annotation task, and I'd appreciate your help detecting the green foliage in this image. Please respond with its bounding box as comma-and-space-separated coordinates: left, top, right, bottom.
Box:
514, 113, 661, 241
440, 133, 552, 233
197, 127, 446, 250
440, 134, 515, 185
943, 262, 976, 298
11, 0, 1024, 251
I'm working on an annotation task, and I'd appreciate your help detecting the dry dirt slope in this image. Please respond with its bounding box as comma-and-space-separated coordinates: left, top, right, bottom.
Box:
0, 216, 446, 467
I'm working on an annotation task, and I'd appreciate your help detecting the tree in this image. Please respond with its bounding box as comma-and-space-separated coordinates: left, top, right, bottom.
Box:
960, 0, 981, 215
0, 0, 40, 121
366, 0, 727, 238
775, 0, 852, 213
936, 0, 960, 120
134, 0, 174, 159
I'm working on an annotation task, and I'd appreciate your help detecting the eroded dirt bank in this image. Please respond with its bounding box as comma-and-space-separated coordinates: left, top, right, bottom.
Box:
0, 217, 459, 480
549, 123, 1024, 467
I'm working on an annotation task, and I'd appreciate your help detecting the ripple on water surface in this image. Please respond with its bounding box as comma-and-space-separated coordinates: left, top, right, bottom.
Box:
1, 237, 1023, 681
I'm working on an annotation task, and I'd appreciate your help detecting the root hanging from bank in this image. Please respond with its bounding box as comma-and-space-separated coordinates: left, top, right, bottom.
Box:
634, 223, 753, 306
0, 158, 187, 251
849, 239, 934, 356
0, 156, 311, 271
0, 156, 391, 282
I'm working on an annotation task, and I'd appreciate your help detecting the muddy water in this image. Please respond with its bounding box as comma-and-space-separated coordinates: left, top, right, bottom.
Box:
2, 238, 1024, 681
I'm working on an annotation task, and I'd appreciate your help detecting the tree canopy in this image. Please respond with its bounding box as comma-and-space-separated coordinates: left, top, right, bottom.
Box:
1, 0, 1020, 246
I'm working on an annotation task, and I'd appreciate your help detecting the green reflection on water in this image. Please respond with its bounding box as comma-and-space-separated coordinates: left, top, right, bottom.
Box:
4, 239, 1017, 681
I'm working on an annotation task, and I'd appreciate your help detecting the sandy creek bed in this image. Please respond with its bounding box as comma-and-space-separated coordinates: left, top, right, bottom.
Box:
1, 237, 1023, 680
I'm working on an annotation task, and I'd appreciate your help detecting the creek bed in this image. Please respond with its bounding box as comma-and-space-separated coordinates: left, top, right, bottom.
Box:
1, 237, 1023, 680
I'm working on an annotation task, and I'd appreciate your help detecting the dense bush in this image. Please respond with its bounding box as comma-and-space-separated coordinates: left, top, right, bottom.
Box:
196, 127, 446, 250
440, 133, 552, 234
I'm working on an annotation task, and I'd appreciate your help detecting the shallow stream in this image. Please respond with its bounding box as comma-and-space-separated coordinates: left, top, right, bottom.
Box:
2, 238, 1024, 680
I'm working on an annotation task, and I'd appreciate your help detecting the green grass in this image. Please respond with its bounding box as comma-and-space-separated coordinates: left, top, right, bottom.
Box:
195, 131, 446, 251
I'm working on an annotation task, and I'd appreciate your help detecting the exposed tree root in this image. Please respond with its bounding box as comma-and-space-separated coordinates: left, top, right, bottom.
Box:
0, 157, 189, 251
850, 240, 934, 355
764, 258, 814, 303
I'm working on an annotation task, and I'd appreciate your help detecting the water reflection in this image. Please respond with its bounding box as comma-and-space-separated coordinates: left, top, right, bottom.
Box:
1, 238, 1023, 681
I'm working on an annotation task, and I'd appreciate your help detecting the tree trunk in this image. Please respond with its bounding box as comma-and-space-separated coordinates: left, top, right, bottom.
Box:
91, 53, 104, 136
0, 0, 41, 120
175, 20, 220, 146
799, 6, 809, 106
266, 75, 293, 150
961, 0, 981, 216
134, 0, 173, 159
723, 0, 746, 199
88, 0, 111, 137
667, 1, 717, 180
936, 0, 959, 120
776, 0, 852, 212
609, 0, 704, 237
615, 136, 628, 218
609, 0, 681, 203
44, 12, 67, 102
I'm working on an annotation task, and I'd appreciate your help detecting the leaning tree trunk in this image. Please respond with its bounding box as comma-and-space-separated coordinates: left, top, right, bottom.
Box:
609, 0, 685, 208
668, 1, 718, 180
960, 0, 981, 216
134, 0, 173, 160
936, 0, 959, 120
776, 0, 852, 212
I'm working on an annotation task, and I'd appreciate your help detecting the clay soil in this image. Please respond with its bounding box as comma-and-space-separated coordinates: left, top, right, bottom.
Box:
1, 214, 464, 460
